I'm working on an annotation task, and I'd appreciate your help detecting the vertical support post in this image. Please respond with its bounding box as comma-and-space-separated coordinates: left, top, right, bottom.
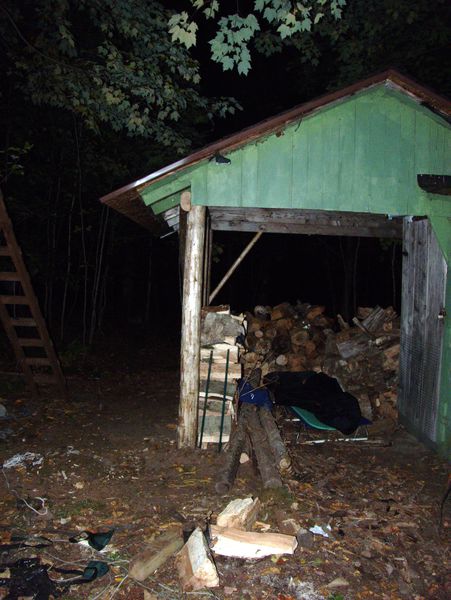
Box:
178, 201, 206, 448
202, 214, 212, 306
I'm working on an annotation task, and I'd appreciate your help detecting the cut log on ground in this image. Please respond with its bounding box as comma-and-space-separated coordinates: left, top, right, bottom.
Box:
210, 525, 297, 558
215, 404, 251, 494
176, 527, 219, 592
216, 497, 261, 530
129, 527, 184, 581
258, 407, 292, 473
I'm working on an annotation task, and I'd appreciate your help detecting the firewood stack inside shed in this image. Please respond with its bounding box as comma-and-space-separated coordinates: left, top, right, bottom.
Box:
241, 301, 400, 423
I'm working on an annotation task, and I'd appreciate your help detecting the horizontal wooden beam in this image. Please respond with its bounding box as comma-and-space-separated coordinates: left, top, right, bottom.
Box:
209, 207, 403, 238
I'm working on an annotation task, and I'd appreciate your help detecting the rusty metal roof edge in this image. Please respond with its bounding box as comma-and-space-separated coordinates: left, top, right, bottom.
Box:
100, 69, 451, 208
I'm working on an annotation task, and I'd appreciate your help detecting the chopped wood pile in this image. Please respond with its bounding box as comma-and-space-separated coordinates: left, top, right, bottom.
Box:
176, 497, 297, 591
198, 306, 244, 447
242, 302, 400, 422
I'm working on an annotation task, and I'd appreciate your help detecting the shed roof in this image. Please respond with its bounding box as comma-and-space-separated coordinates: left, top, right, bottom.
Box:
100, 69, 451, 232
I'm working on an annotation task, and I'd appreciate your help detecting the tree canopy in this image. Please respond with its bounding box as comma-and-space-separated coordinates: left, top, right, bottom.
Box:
0, 0, 236, 150
170, 0, 347, 74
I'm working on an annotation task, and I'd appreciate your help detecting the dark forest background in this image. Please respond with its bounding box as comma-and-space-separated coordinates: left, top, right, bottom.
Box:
0, 0, 449, 356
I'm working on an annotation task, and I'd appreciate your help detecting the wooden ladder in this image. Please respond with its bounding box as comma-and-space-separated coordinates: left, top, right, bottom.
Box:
0, 191, 66, 396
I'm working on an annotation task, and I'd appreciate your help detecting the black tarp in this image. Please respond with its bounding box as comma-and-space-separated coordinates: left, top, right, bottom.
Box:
264, 371, 362, 434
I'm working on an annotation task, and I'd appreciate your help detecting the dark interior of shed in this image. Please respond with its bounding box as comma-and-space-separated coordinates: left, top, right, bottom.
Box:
209, 231, 402, 320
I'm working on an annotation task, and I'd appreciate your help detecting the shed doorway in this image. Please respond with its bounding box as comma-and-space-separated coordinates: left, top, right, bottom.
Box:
204, 209, 446, 449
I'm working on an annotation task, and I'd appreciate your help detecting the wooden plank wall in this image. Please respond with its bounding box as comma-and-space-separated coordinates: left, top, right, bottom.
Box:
399, 218, 447, 445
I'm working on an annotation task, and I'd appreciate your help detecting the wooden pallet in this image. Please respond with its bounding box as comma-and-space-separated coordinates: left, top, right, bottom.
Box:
0, 191, 66, 396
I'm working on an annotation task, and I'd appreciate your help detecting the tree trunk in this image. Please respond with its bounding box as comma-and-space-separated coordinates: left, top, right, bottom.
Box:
60, 193, 75, 341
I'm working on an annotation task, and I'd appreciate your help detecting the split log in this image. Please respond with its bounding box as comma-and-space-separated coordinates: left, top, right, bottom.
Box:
271, 333, 291, 355
254, 305, 271, 319
352, 316, 375, 338
302, 339, 317, 358
291, 328, 309, 346
383, 343, 400, 370
306, 305, 325, 321
199, 361, 242, 381
201, 311, 244, 346
337, 314, 350, 330
215, 404, 251, 494
356, 307, 373, 320
263, 325, 278, 340
216, 497, 261, 530
336, 334, 370, 360
242, 351, 259, 365
287, 353, 306, 371
258, 407, 291, 472
275, 317, 295, 331
246, 312, 264, 333
361, 305, 396, 333
210, 525, 297, 558
275, 354, 288, 367
176, 527, 219, 591
254, 338, 272, 356
245, 404, 282, 489
129, 527, 184, 581
245, 332, 258, 351
271, 302, 295, 321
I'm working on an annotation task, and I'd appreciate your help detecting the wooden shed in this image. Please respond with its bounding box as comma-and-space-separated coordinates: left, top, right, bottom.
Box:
101, 70, 451, 457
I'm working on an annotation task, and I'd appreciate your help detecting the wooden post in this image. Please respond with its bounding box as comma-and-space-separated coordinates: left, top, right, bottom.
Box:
202, 215, 212, 306
179, 190, 191, 278
178, 201, 206, 448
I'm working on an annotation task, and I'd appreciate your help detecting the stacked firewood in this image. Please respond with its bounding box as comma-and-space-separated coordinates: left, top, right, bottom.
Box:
241, 302, 400, 422
198, 306, 244, 446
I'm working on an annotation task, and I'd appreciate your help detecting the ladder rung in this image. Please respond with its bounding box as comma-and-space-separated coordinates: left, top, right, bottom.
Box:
25, 357, 51, 366
0, 295, 29, 305
0, 272, 21, 281
10, 318, 37, 326
18, 338, 44, 347
0, 247, 11, 256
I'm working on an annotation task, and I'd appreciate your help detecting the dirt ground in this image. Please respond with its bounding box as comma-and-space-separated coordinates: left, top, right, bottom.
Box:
0, 334, 449, 600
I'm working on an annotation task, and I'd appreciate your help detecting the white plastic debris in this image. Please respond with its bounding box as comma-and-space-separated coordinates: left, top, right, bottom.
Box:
3, 452, 44, 469
308, 524, 332, 538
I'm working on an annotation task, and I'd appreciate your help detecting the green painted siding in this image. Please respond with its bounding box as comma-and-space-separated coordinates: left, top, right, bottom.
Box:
140, 82, 451, 457
194, 88, 449, 218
